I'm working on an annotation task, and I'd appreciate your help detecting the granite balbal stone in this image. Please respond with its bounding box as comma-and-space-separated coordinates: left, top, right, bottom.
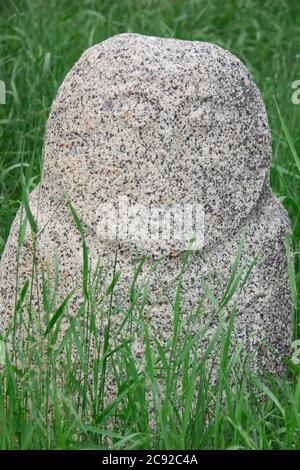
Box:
0, 33, 292, 376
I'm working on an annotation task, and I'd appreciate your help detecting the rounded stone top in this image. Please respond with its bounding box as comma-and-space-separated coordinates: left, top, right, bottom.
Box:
42, 33, 271, 250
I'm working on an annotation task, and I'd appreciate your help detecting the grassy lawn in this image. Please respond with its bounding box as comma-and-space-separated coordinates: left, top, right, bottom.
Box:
0, 0, 300, 450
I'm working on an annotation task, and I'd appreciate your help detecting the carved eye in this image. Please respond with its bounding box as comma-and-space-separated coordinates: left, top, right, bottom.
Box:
188, 94, 215, 124
188, 105, 213, 127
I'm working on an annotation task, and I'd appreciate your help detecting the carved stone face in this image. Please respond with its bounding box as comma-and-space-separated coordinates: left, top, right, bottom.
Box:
43, 33, 271, 251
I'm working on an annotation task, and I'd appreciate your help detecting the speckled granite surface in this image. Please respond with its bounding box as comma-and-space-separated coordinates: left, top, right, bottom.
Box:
0, 33, 292, 378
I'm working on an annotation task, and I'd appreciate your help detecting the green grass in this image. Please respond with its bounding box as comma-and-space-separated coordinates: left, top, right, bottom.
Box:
0, 0, 300, 450
0, 212, 299, 450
